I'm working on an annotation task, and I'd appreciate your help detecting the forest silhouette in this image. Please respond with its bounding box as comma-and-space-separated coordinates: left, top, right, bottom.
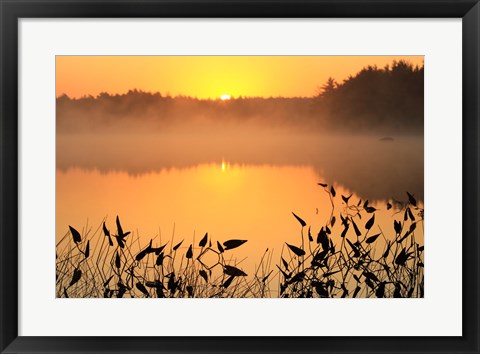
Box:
57, 60, 423, 135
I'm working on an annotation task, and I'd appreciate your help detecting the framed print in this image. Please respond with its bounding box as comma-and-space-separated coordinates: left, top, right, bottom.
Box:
1, 0, 479, 353
54, 54, 426, 301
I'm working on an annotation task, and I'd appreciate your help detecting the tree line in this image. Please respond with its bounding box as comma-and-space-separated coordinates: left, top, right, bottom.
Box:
314, 60, 424, 134
57, 60, 423, 135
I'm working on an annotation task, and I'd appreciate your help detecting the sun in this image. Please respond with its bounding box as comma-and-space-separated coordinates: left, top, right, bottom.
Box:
220, 94, 231, 101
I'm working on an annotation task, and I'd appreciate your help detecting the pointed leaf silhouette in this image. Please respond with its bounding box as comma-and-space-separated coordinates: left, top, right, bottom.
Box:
69, 226, 81, 244
365, 233, 380, 244
308, 227, 313, 242
102, 222, 110, 237
186, 244, 193, 259
116, 215, 123, 235
376, 282, 386, 298
408, 221, 414, 234
286, 243, 305, 256
342, 194, 352, 204
407, 207, 415, 221
276, 265, 291, 280
115, 215, 123, 235
323, 270, 340, 278
292, 212, 307, 227
116, 215, 130, 238
365, 214, 375, 230
155, 252, 164, 266
199, 233, 208, 247
394, 220, 402, 234
341, 224, 349, 238
281, 257, 289, 270
199, 270, 208, 283
69, 268, 82, 287
223, 275, 235, 288
395, 248, 413, 266
103, 275, 114, 287
262, 270, 274, 283
351, 219, 361, 236
288, 271, 305, 284
395, 248, 408, 265
365, 278, 375, 290
173, 240, 183, 251
217, 241, 224, 253
167, 273, 176, 292
223, 239, 247, 250
313, 250, 328, 263
331, 216, 336, 227
115, 252, 121, 268
317, 228, 329, 252
352, 286, 361, 298
224, 265, 247, 277
330, 186, 336, 197
84, 240, 90, 259
135, 249, 148, 261
115, 236, 125, 249
364, 271, 379, 282
135, 240, 152, 261
387, 202, 392, 210
152, 243, 167, 255
407, 192, 417, 206
145, 280, 162, 288
397, 229, 412, 243
330, 239, 335, 253
346, 239, 360, 257
318, 183, 328, 187
136, 282, 149, 297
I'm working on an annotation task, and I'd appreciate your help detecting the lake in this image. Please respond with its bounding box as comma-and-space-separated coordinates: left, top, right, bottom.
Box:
56, 133, 423, 296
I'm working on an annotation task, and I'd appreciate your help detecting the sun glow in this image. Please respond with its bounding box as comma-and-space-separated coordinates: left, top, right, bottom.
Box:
220, 94, 231, 101
221, 161, 226, 171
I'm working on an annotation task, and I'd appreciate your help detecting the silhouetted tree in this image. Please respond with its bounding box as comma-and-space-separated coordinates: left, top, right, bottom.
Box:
314, 60, 424, 134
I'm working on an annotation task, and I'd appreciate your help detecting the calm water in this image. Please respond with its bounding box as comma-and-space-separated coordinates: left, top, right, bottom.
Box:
56, 133, 423, 283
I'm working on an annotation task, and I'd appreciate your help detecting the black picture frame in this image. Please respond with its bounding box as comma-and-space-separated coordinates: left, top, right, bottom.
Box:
1, 0, 479, 353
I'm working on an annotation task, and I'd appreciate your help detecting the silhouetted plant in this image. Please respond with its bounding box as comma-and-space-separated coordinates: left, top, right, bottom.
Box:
56, 185, 423, 298
56, 217, 270, 298
277, 185, 424, 298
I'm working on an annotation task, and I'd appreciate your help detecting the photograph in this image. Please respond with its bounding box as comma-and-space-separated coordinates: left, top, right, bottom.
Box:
55, 55, 424, 299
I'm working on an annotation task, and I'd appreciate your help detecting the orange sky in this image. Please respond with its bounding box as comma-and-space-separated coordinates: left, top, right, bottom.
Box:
56, 56, 424, 99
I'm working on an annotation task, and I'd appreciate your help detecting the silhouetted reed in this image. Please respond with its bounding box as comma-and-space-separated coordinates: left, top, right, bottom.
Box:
277, 186, 423, 298
56, 185, 423, 298
56, 215, 272, 298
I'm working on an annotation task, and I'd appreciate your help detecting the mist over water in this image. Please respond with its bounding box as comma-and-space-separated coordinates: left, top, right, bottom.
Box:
57, 130, 423, 202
